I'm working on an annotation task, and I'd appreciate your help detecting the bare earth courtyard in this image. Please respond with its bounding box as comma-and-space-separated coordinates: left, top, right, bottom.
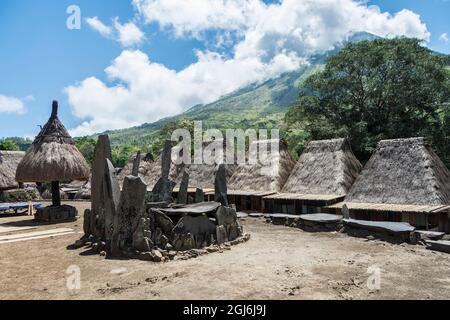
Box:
1, 201, 450, 300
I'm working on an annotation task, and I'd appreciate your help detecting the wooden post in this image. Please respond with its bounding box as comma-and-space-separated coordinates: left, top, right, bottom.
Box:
51, 181, 61, 207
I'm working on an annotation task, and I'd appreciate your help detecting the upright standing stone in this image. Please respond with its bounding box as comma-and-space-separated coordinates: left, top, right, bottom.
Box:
91, 135, 112, 239
161, 140, 171, 180
177, 172, 189, 205
111, 176, 148, 256
103, 159, 121, 244
215, 164, 228, 206
151, 140, 175, 202
131, 151, 142, 177
195, 188, 205, 203
342, 204, 350, 219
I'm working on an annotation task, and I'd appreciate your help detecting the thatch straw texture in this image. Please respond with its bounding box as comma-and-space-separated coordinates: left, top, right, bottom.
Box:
282, 138, 362, 196
172, 140, 236, 190
228, 139, 296, 192
0, 151, 25, 190
118, 152, 180, 190
346, 137, 450, 206
177, 163, 236, 190
117, 153, 154, 180
16, 102, 90, 183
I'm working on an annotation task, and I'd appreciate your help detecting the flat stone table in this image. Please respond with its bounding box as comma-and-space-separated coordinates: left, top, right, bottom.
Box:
299, 213, 343, 223
343, 219, 415, 234
159, 202, 222, 217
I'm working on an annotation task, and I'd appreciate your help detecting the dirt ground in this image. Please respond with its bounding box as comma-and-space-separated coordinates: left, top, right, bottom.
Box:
1, 201, 450, 300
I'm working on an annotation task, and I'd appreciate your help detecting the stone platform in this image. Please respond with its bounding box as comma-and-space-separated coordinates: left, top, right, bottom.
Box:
343, 219, 415, 243
34, 205, 77, 223
268, 213, 343, 231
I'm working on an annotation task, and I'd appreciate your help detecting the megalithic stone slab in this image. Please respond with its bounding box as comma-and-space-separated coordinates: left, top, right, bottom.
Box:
215, 164, 228, 206
195, 188, 205, 203
111, 176, 147, 256
177, 172, 189, 205
103, 158, 121, 243
91, 135, 112, 239
131, 151, 142, 177
161, 140, 172, 180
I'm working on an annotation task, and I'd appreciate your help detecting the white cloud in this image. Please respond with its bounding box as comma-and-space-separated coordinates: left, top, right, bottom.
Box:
0, 95, 27, 115
439, 33, 449, 42
113, 19, 145, 47
86, 17, 144, 47
86, 17, 113, 37
66, 49, 305, 136
67, 0, 430, 136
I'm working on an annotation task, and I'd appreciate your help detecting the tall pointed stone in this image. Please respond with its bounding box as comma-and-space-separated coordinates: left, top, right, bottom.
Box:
177, 171, 189, 205
103, 158, 121, 243
215, 164, 228, 206
161, 140, 171, 180
91, 135, 112, 239
131, 151, 142, 177
151, 140, 175, 202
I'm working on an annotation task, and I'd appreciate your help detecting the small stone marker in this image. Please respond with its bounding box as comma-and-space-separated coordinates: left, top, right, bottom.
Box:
195, 188, 204, 203
342, 204, 350, 219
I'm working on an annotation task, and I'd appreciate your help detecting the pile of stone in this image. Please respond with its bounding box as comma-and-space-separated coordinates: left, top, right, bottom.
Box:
74, 136, 249, 262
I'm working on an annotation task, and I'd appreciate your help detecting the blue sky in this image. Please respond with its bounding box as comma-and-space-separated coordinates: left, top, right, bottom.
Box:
0, 0, 449, 139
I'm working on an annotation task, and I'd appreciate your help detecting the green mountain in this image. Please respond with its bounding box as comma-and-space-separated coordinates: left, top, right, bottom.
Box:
104, 58, 323, 148
103, 32, 382, 149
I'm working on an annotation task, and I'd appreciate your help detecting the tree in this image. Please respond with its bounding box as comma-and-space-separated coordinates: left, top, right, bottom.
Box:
0, 139, 20, 151
152, 118, 195, 154
112, 144, 141, 168
286, 37, 450, 164
74, 137, 97, 166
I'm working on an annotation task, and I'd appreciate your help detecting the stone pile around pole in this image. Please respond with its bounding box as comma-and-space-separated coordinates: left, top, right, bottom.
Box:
75, 137, 249, 262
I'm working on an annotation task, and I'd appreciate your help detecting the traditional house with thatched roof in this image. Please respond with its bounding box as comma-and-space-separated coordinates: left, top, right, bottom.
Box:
172, 140, 236, 201
263, 138, 362, 214
0, 151, 25, 193
327, 138, 450, 231
221, 139, 296, 211
16, 101, 89, 220
118, 151, 180, 191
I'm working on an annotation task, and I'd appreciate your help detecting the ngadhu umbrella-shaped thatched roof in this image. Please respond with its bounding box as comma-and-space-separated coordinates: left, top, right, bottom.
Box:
16, 101, 89, 206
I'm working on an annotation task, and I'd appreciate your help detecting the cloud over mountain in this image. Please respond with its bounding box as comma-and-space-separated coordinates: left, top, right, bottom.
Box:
67, 0, 430, 136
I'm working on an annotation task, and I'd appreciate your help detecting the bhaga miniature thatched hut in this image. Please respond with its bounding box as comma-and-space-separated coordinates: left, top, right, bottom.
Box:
263, 138, 362, 214
0, 151, 25, 192
327, 138, 450, 231
15, 101, 89, 220
225, 139, 296, 212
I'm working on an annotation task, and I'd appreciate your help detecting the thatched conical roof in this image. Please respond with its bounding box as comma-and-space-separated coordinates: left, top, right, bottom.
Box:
117, 153, 154, 179
0, 151, 25, 190
345, 137, 450, 206
15, 101, 90, 183
118, 152, 180, 190
282, 138, 362, 196
176, 163, 235, 190
228, 139, 296, 193
173, 140, 236, 190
